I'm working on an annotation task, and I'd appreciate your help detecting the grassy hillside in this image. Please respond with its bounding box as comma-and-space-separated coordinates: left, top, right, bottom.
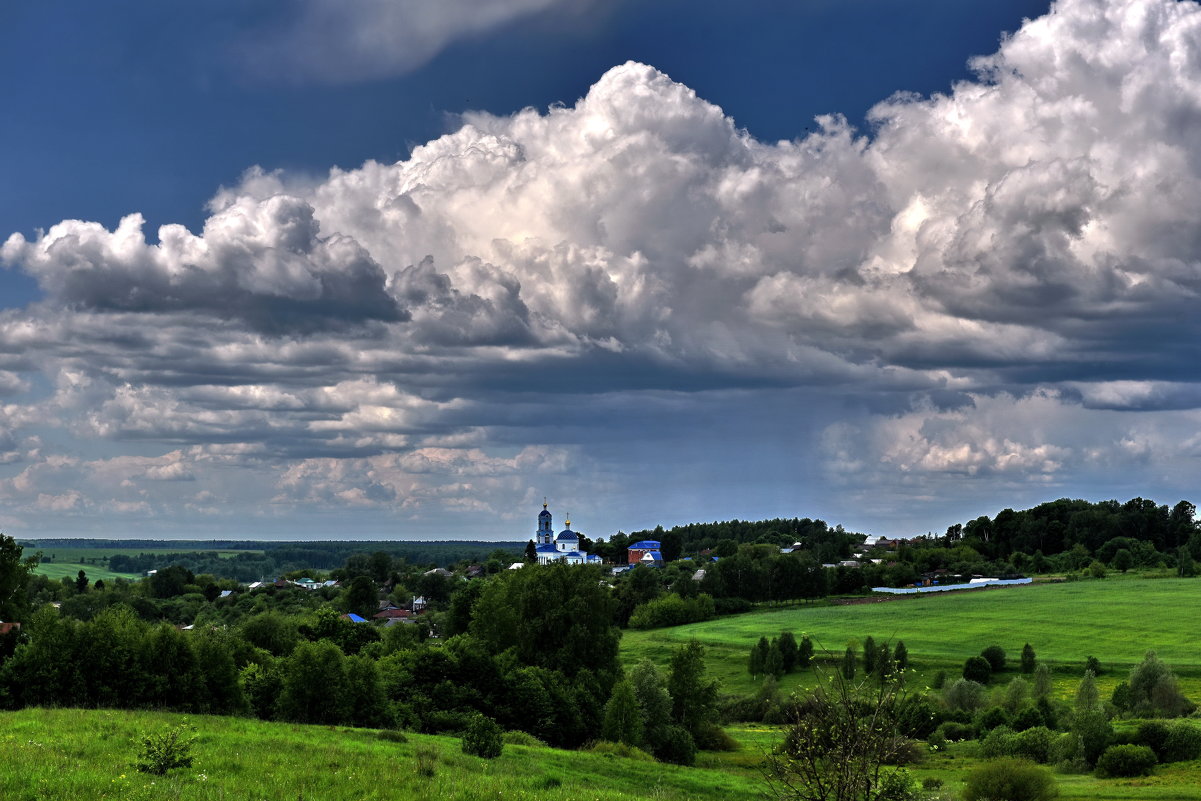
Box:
0, 708, 762, 801
5, 709, 1201, 800
621, 575, 1201, 697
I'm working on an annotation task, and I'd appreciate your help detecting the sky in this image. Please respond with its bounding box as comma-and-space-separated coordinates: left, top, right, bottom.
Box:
2, 0, 1200, 541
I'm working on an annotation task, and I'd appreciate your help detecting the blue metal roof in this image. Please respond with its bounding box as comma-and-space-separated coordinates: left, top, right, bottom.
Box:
555, 530, 579, 540
642, 551, 663, 561
629, 540, 660, 549
345, 613, 367, 623
535, 543, 558, 552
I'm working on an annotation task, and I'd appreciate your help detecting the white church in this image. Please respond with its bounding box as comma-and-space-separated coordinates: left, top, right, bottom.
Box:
532, 502, 602, 565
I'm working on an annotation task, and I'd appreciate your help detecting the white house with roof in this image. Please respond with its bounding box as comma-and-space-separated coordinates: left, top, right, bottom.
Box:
532, 502, 602, 565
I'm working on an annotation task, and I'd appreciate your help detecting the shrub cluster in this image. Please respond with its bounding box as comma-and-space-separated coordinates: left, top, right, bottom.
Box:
628, 593, 715, 629
963, 758, 1057, 801
461, 714, 504, 759
1094, 744, 1156, 778
134, 724, 196, 776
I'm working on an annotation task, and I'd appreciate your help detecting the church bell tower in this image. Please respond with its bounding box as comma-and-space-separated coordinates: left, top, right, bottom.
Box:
537, 500, 553, 545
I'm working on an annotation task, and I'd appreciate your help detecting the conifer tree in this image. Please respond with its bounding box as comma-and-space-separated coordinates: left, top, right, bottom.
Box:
748, 641, 764, 677
798, 636, 814, 669
893, 641, 908, 671
765, 640, 784, 678
777, 631, 799, 673
749, 636, 770, 676
842, 646, 856, 680
1020, 643, 1036, 674
863, 636, 877, 674
875, 643, 894, 681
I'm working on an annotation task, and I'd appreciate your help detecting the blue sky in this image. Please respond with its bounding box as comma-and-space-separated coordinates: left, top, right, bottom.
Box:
2, 0, 1200, 541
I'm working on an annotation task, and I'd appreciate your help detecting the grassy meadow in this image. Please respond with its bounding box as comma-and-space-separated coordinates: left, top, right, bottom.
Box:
621, 575, 1201, 699
0, 708, 763, 801
27, 546, 262, 584
5, 709, 1201, 800
32, 562, 140, 583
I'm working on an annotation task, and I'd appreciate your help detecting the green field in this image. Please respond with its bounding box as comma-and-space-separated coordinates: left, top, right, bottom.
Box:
621, 576, 1201, 698
0, 708, 762, 801
32, 547, 260, 562
615, 576, 1201, 799
27, 546, 263, 584
32, 562, 140, 583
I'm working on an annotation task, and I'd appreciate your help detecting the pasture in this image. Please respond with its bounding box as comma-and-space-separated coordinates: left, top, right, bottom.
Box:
621, 575, 1201, 697
26, 545, 263, 584
32, 562, 140, 583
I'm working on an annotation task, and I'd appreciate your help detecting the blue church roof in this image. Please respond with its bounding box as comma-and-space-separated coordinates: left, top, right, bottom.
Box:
556, 529, 579, 541
629, 540, 660, 549
535, 543, 559, 553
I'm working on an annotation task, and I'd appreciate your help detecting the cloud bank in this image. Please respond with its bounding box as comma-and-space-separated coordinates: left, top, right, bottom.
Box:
3, 0, 1201, 535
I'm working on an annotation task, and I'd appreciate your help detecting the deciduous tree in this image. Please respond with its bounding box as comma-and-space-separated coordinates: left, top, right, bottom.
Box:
764, 660, 913, 801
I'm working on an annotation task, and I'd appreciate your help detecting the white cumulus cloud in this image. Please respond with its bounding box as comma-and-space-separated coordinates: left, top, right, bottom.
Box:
2, 0, 1201, 534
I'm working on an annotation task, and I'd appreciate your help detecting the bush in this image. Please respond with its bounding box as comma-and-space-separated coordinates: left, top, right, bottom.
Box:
1111, 681, 1132, 712
981, 645, 1007, 673
628, 593, 715, 629
1012, 706, 1045, 732
376, 729, 409, 743
461, 714, 504, 759
1135, 720, 1170, 759
978, 706, 1012, 731
964, 656, 992, 684
894, 695, 939, 739
587, 741, 656, 761
963, 758, 1058, 801
713, 597, 752, 615
936, 721, 976, 742
134, 724, 196, 776
654, 724, 697, 766
1095, 744, 1157, 778
502, 730, 546, 747
882, 738, 926, 766
1162, 723, 1201, 763
1050, 732, 1084, 770
944, 678, 987, 712
877, 768, 920, 801
414, 744, 438, 777
931, 670, 947, 690
981, 726, 1019, 758
694, 723, 741, 752
1015, 726, 1056, 764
